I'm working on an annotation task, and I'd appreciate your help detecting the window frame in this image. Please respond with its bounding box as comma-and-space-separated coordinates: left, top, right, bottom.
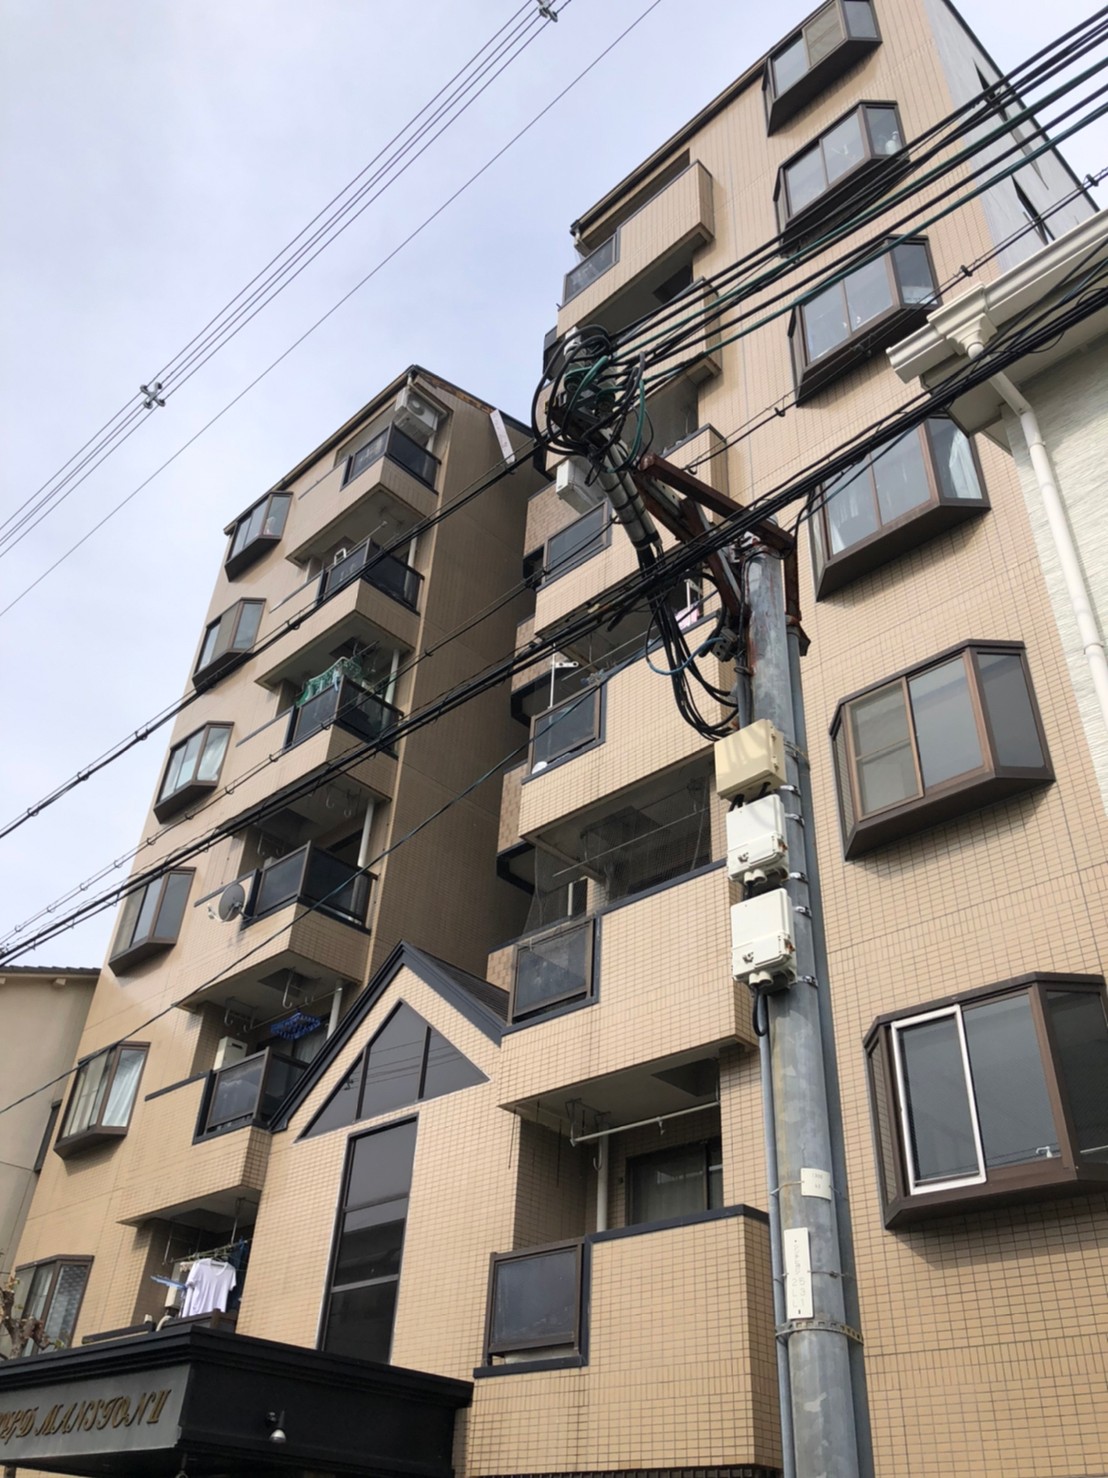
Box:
10, 1257, 93, 1355
483, 1238, 585, 1361
109, 869, 194, 971
193, 599, 264, 686
763, 0, 882, 133
224, 491, 291, 579
510, 917, 596, 1024
154, 722, 233, 821
831, 640, 1053, 857
54, 1043, 148, 1159
542, 503, 612, 585
865, 973, 1108, 1227
789, 237, 938, 401
775, 101, 908, 243
810, 417, 989, 596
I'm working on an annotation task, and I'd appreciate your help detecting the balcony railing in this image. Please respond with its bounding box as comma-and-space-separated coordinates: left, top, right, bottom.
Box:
198, 1047, 309, 1137
343, 423, 439, 490
512, 919, 595, 1023
319, 539, 422, 611
530, 687, 601, 773
564, 236, 619, 304
247, 843, 374, 927
286, 677, 402, 750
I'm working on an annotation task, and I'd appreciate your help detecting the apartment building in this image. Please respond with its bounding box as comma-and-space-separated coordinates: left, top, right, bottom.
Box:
2, 3, 1106, 1478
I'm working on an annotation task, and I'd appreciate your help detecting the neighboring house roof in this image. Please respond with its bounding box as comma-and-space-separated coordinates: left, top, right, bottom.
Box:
271, 942, 508, 1131
0, 966, 99, 979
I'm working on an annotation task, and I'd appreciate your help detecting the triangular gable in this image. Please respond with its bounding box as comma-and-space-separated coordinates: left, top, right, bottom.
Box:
272, 941, 507, 1132
302, 1000, 485, 1139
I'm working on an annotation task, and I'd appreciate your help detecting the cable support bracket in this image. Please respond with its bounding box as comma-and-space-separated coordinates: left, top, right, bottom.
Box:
139, 382, 166, 410
776, 1318, 864, 1346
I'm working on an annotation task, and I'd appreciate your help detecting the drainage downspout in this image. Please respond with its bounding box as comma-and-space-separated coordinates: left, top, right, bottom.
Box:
965, 343, 1108, 735
595, 1136, 609, 1234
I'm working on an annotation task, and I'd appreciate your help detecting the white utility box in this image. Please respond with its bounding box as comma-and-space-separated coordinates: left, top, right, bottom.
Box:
555, 456, 603, 515
730, 889, 796, 986
726, 794, 788, 884
393, 386, 440, 445
213, 1035, 248, 1070
714, 720, 786, 803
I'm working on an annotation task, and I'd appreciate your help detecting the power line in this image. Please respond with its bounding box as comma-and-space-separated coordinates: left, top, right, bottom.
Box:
0, 0, 665, 621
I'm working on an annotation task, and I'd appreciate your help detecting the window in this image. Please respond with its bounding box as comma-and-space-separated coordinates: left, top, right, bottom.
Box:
110, 870, 193, 970
543, 504, 610, 583
811, 418, 987, 595
764, 0, 880, 132
225, 492, 291, 578
831, 641, 1052, 857
9, 1259, 91, 1354
1014, 183, 1053, 246
790, 238, 937, 400
776, 103, 906, 241
320, 1119, 417, 1363
512, 919, 595, 1023
484, 1241, 583, 1362
154, 723, 232, 820
194, 599, 264, 685
530, 685, 602, 773
866, 975, 1108, 1226
55, 1044, 147, 1158
304, 1002, 484, 1139
628, 1137, 723, 1224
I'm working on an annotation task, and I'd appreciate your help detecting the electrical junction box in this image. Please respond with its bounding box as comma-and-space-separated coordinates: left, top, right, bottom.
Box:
714, 719, 787, 802
731, 888, 796, 987
726, 794, 788, 884
555, 456, 604, 516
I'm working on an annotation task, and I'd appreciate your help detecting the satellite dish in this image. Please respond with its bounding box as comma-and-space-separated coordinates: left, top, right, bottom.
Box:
217, 881, 247, 922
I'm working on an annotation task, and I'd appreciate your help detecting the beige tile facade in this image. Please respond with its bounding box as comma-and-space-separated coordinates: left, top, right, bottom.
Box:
8, 5, 1107, 1478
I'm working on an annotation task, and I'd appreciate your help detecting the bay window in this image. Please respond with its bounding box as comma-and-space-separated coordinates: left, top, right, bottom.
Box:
55, 1044, 147, 1158
155, 723, 232, 820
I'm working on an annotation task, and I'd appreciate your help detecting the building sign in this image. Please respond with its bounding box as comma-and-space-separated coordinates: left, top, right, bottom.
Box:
0, 1367, 186, 1465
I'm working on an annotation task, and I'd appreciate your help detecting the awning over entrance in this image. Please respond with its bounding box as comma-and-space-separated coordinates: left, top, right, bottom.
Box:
0, 1323, 471, 1477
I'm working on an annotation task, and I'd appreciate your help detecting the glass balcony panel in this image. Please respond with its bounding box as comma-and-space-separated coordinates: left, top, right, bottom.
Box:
303, 847, 370, 923
385, 425, 438, 487
253, 851, 307, 916
489, 1245, 580, 1353
514, 922, 591, 1017
564, 236, 617, 303
261, 1053, 308, 1118
347, 428, 389, 483
206, 1053, 267, 1131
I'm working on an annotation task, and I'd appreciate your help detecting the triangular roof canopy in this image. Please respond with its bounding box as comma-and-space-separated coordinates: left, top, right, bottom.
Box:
273, 942, 506, 1131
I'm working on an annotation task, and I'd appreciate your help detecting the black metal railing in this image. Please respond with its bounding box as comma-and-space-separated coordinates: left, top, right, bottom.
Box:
319, 540, 422, 610
248, 843, 374, 926
199, 1048, 309, 1137
343, 423, 440, 490
563, 236, 618, 303
530, 688, 600, 772
286, 677, 402, 750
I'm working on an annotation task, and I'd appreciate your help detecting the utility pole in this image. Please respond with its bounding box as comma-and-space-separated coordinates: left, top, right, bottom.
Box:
543, 336, 869, 1477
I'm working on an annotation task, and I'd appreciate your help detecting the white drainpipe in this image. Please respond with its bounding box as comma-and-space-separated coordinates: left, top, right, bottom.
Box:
594, 1135, 609, 1234
964, 341, 1108, 736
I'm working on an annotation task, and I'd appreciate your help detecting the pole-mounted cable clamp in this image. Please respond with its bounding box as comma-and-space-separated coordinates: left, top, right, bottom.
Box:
777, 1318, 864, 1345
140, 382, 166, 409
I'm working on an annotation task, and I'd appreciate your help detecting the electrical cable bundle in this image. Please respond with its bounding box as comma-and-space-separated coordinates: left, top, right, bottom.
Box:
534, 325, 651, 473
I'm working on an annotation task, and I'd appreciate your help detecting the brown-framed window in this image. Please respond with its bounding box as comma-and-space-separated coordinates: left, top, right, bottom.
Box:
225, 491, 291, 578
831, 641, 1052, 857
318, 1118, 417, 1363
511, 918, 595, 1024
764, 0, 880, 133
194, 599, 264, 685
484, 1240, 584, 1362
10, 1258, 92, 1354
628, 1137, 723, 1225
865, 974, 1108, 1227
154, 723, 232, 821
109, 869, 193, 970
542, 503, 610, 585
790, 238, 937, 401
811, 417, 988, 596
33, 1101, 62, 1173
775, 101, 906, 241
54, 1044, 148, 1159
529, 685, 602, 774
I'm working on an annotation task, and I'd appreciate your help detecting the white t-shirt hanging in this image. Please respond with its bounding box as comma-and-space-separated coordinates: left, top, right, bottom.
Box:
181, 1258, 237, 1317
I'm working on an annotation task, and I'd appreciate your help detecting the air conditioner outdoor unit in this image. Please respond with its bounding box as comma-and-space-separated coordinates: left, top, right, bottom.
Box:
165, 1260, 190, 1310
555, 457, 604, 515
393, 386, 440, 445
726, 794, 789, 884
213, 1035, 248, 1071
730, 889, 796, 989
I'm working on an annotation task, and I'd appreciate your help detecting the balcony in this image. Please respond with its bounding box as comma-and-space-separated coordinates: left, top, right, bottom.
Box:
116, 1073, 271, 1226
253, 575, 418, 691
286, 675, 402, 753
557, 162, 715, 331
247, 842, 373, 927
319, 538, 422, 611
343, 422, 439, 491
197, 1047, 308, 1139
472, 1213, 778, 1473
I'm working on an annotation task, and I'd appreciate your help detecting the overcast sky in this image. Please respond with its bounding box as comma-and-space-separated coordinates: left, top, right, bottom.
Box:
1, 0, 1105, 970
